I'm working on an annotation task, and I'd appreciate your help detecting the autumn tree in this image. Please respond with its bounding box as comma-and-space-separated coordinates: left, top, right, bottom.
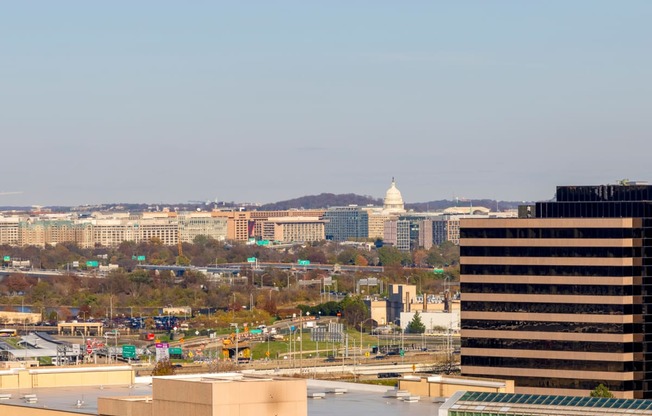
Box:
339, 295, 369, 328
354, 254, 368, 266
151, 359, 176, 376
377, 246, 409, 267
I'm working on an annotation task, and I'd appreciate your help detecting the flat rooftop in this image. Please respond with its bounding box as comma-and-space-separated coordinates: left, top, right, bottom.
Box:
0, 376, 442, 416
307, 380, 441, 416
0, 383, 151, 414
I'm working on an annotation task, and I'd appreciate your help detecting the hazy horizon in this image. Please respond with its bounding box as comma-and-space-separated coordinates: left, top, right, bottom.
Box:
2, 2, 651, 207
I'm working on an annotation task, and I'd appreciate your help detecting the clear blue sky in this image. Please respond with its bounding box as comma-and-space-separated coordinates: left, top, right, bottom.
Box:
1, 2, 651, 206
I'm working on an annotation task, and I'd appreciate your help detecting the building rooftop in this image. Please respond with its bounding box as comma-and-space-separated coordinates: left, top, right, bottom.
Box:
308, 380, 440, 416
0, 383, 151, 415
0, 376, 443, 416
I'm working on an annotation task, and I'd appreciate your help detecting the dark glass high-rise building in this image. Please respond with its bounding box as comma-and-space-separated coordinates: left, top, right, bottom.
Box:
460, 183, 652, 399
323, 206, 369, 242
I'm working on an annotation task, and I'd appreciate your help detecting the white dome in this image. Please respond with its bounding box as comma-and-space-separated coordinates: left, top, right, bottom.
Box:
383, 178, 405, 213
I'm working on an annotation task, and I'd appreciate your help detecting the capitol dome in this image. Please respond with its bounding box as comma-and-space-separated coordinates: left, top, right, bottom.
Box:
383, 178, 406, 214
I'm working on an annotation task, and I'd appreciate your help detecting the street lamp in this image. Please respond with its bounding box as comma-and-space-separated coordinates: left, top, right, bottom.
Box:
359, 317, 375, 358
316, 311, 322, 357
285, 322, 295, 368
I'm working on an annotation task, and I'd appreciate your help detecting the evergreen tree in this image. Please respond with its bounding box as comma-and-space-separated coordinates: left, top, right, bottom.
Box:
590, 383, 614, 398
406, 311, 426, 334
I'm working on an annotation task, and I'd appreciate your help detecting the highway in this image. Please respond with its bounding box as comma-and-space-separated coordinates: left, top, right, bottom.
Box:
138, 262, 385, 275
0, 262, 385, 280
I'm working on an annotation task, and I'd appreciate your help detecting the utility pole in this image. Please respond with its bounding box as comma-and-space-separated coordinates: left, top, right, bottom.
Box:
299, 311, 303, 372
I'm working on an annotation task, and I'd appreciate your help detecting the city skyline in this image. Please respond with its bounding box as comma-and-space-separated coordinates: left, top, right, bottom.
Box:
2, 2, 651, 206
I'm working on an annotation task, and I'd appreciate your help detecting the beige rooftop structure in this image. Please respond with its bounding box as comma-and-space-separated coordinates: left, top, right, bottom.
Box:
0, 369, 307, 416
100, 374, 307, 416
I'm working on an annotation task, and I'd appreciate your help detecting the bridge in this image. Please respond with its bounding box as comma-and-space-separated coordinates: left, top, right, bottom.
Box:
138, 262, 384, 276
0, 268, 94, 280
0, 261, 386, 281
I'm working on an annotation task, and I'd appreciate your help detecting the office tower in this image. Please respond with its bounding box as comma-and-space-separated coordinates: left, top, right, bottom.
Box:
460, 183, 652, 399
323, 206, 369, 241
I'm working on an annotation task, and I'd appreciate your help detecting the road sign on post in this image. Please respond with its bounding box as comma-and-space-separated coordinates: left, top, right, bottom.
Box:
86, 261, 99, 268
247, 257, 257, 263
298, 259, 310, 266
155, 343, 170, 362
433, 268, 444, 274
137, 255, 146, 261
122, 345, 137, 359
2, 256, 10, 262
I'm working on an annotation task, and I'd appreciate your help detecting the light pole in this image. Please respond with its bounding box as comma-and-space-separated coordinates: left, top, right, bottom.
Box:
286, 323, 294, 368
317, 311, 321, 357
359, 317, 374, 359
232, 293, 236, 320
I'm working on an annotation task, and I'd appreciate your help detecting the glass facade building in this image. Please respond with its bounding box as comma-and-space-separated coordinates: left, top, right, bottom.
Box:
460, 184, 652, 399
323, 207, 369, 242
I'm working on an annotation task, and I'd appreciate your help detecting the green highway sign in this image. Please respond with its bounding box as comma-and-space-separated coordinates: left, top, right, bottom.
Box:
399, 349, 405, 357
169, 347, 183, 355
137, 255, 146, 261
122, 345, 137, 359
2, 256, 10, 262
298, 259, 311, 266
247, 257, 257, 263
86, 261, 99, 268
433, 268, 444, 274
256, 240, 270, 246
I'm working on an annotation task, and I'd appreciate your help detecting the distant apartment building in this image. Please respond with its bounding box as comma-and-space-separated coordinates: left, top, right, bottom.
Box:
323, 206, 369, 241
260, 217, 325, 243
90, 218, 133, 248
178, 212, 228, 243
433, 216, 463, 245
212, 211, 252, 241
135, 218, 178, 245
365, 208, 392, 240
249, 210, 325, 239
18, 220, 92, 248
383, 219, 411, 251
0, 212, 214, 248
0, 216, 20, 245
418, 219, 434, 250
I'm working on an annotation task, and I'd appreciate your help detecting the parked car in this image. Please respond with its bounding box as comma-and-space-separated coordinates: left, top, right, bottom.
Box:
377, 372, 400, 379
